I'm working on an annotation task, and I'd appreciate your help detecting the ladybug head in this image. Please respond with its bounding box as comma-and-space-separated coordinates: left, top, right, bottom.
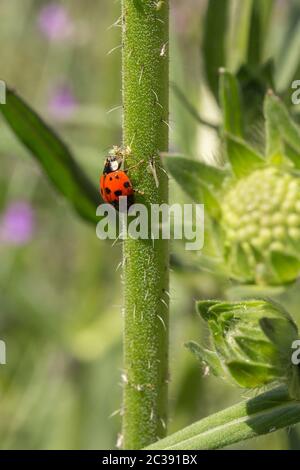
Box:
103, 155, 122, 174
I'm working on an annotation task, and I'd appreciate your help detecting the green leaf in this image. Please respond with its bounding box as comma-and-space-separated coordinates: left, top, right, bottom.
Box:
264, 92, 300, 163
270, 250, 300, 284
247, 0, 273, 67
203, 0, 230, 100
228, 242, 254, 280
226, 361, 281, 388
247, 3, 262, 67
284, 142, 300, 169
196, 300, 220, 321
185, 341, 224, 377
164, 154, 227, 188
146, 386, 300, 450
219, 69, 243, 137
227, 0, 253, 72
234, 337, 277, 363
238, 60, 275, 142
0, 88, 99, 224
164, 156, 226, 218
260, 317, 298, 353
225, 134, 265, 178
276, 21, 300, 92
264, 92, 284, 163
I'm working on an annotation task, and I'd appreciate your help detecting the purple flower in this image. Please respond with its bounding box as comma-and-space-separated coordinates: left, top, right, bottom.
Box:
48, 84, 78, 120
0, 202, 35, 246
38, 3, 73, 41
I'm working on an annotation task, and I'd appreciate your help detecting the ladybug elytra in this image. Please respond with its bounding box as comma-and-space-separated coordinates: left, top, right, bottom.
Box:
100, 154, 134, 211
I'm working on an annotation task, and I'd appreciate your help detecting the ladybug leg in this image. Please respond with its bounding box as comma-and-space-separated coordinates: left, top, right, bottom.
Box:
133, 189, 145, 196
124, 159, 145, 173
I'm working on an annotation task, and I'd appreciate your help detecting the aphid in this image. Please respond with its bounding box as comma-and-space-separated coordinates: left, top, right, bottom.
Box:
100, 151, 134, 211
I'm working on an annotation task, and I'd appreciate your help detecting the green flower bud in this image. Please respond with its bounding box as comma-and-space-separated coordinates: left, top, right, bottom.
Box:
222, 167, 300, 285
187, 300, 300, 399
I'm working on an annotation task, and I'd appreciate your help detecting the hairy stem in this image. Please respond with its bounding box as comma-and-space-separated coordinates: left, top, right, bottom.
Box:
121, 0, 169, 449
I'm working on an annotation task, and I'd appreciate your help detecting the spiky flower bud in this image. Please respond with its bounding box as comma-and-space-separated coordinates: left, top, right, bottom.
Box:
187, 300, 300, 399
222, 167, 300, 285
166, 87, 300, 286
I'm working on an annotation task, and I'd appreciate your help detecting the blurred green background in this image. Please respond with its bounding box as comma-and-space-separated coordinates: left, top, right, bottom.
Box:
1, 0, 300, 450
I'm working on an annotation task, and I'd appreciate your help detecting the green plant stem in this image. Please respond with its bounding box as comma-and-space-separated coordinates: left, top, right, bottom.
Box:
122, 0, 169, 449
146, 386, 300, 450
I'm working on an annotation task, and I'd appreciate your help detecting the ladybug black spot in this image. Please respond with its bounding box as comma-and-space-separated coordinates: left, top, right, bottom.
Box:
115, 175, 119, 179
105, 187, 111, 194
109, 177, 113, 181
114, 190, 123, 197
124, 181, 130, 188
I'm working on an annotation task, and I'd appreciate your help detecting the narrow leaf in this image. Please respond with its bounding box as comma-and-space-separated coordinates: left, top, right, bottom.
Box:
226, 360, 282, 388
164, 155, 227, 187
260, 317, 298, 354
225, 134, 265, 178
219, 69, 243, 137
146, 386, 300, 450
227, 0, 253, 71
0, 88, 99, 224
276, 21, 300, 92
196, 300, 219, 321
264, 91, 284, 162
203, 0, 230, 100
164, 156, 226, 218
185, 341, 224, 377
247, 0, 273, 67
264, 92, 300, 164
238, 60, 275, 142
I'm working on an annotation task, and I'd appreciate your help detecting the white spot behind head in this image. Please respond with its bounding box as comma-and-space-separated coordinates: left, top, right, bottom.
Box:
111, 160, 119, 171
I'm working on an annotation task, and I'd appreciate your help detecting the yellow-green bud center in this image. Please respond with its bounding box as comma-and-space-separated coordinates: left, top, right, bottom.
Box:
222, 167, 300, 284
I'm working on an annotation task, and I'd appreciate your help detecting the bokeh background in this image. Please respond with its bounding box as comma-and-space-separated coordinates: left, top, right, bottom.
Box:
1, 0, 300, 450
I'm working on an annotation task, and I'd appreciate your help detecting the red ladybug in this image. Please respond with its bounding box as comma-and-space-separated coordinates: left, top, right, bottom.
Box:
100, 155, 134, 210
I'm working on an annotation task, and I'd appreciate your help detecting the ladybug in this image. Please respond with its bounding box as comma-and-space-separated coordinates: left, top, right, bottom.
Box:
100, 154, 134, 210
